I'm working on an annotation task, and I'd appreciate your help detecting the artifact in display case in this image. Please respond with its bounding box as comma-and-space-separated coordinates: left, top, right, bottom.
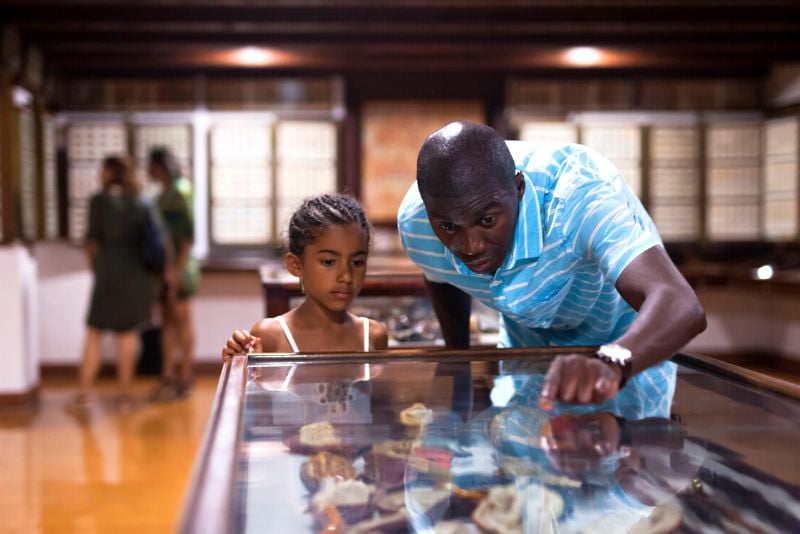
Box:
763, 116, 799, 240
649, 125, 701, 241
182, 348, 800, 533
705, 122, 762, 241
66, 122, 127, 241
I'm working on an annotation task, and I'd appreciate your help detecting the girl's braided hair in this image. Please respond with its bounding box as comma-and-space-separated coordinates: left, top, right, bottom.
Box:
287, 193, 371, 256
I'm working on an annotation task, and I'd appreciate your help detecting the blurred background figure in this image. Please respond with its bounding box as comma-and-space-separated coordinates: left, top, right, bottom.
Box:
75, 156, 153, 411
148, 146, 200, 401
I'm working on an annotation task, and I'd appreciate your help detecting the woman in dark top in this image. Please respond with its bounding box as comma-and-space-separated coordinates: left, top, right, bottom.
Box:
148, 147, 199, 400
76, 156, 153, 410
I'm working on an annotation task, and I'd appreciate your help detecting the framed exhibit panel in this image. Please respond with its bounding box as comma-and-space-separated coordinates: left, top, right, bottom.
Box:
361, 100, 484, 224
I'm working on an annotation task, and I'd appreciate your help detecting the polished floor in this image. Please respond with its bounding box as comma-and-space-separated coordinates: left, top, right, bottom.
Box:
0, 376, 217, 533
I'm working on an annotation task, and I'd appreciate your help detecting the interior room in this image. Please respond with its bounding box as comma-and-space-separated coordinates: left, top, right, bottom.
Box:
1, 1, 800, 532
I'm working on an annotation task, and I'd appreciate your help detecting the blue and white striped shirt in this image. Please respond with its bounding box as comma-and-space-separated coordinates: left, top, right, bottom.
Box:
398, 141, 675, 391
399, 141, 662, 347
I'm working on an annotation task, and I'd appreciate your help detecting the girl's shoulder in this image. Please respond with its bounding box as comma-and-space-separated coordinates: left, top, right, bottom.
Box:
250, 317, 287, 352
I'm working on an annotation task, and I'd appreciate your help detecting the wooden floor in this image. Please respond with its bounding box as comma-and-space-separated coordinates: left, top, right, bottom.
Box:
0, 376, 217, 533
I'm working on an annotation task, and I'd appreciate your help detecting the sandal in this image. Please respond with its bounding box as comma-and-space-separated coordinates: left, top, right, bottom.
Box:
69, 392, 92, 410
149, 377, 179, 402
176, 378, 195, 399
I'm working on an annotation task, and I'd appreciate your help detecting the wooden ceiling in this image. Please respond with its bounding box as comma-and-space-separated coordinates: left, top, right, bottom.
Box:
2, 0, 800, 77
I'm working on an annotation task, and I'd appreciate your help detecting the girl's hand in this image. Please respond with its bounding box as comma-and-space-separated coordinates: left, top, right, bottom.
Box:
221, 330, 263, 362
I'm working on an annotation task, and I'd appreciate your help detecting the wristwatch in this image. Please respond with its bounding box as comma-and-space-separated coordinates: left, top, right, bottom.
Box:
596, 343, 633, 389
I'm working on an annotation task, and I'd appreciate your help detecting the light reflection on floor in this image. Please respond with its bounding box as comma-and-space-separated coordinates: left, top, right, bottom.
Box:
0, 376, 217, 533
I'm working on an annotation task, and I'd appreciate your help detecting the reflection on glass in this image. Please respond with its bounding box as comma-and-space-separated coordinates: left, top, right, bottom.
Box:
235, 359, 800, 533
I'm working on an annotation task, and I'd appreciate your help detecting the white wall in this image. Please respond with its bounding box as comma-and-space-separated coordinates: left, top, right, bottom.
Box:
0, 244, 39, 394
33, 242, 262, 364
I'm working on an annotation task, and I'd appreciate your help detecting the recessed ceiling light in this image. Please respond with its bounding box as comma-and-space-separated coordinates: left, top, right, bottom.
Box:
234, 46, 274, 66
565, 47, 602, 66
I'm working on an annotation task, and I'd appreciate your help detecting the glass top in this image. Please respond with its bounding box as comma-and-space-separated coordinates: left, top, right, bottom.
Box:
233, 356, 800, 533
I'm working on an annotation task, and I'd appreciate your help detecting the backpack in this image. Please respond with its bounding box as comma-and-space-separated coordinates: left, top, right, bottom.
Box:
140, 205, 167, 274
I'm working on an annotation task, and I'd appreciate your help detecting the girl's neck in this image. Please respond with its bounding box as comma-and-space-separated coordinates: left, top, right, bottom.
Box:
293, 297, 351, 326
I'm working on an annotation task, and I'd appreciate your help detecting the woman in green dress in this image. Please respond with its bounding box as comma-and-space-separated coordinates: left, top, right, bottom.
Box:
77, 156, 153, 409
148, 147, 200, 400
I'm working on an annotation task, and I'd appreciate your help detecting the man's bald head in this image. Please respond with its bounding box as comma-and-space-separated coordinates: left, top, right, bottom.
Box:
417, 121, 516, 200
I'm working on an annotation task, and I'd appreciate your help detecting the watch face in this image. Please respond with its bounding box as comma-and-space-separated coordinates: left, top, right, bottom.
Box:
600, 343, 632, 363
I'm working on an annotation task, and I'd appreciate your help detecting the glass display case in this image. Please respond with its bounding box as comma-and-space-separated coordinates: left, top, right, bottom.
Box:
181, 348, 800, 533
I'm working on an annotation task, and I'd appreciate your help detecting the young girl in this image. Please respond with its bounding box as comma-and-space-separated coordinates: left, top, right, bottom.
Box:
222, 193, 388, 360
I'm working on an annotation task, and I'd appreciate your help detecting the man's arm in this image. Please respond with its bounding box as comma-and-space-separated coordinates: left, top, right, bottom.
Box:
541, 245, 706, 407
611, 245, 706, 376
425, 279, 472, 349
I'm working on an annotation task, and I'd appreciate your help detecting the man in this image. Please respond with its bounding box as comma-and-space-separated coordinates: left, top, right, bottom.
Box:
397, 121, 706, 409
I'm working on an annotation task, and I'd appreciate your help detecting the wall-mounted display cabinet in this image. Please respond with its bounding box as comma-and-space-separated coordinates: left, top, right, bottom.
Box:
17, 107, 38, 241
65, 120, 128, 242
60, 112, 340, 258
133, 121, 193, 189
41, 115, 58, 240
705, 119, 762, 241
649, 123, 702, 241
208, 118, 338, 248
763, 116, 799, 240
511, 112, 799, 244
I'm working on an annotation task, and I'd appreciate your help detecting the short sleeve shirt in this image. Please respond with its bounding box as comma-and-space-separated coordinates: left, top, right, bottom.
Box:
398, 141, 663, 349
158, 176, 195, 255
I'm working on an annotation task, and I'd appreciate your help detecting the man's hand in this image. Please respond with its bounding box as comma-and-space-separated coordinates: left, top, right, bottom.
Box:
221, 330, 263, 363
539, 354, 622, 410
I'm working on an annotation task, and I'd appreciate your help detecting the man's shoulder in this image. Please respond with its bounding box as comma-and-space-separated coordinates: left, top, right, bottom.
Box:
397, 181, 427, 227
505, 140, 587, 166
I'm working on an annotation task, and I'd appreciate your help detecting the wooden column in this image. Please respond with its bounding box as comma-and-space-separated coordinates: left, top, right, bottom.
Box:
0, 68, 16, 243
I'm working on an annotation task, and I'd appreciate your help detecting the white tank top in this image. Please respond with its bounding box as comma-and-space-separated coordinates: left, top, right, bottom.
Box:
276, 315, 371, 352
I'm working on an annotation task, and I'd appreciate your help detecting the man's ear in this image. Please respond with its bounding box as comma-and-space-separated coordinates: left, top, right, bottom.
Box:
515, 171, 525, 201
285, 252, 303, 277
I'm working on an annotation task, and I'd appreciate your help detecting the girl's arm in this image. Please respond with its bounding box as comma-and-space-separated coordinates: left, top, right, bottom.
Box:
249, 318, 282, 353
